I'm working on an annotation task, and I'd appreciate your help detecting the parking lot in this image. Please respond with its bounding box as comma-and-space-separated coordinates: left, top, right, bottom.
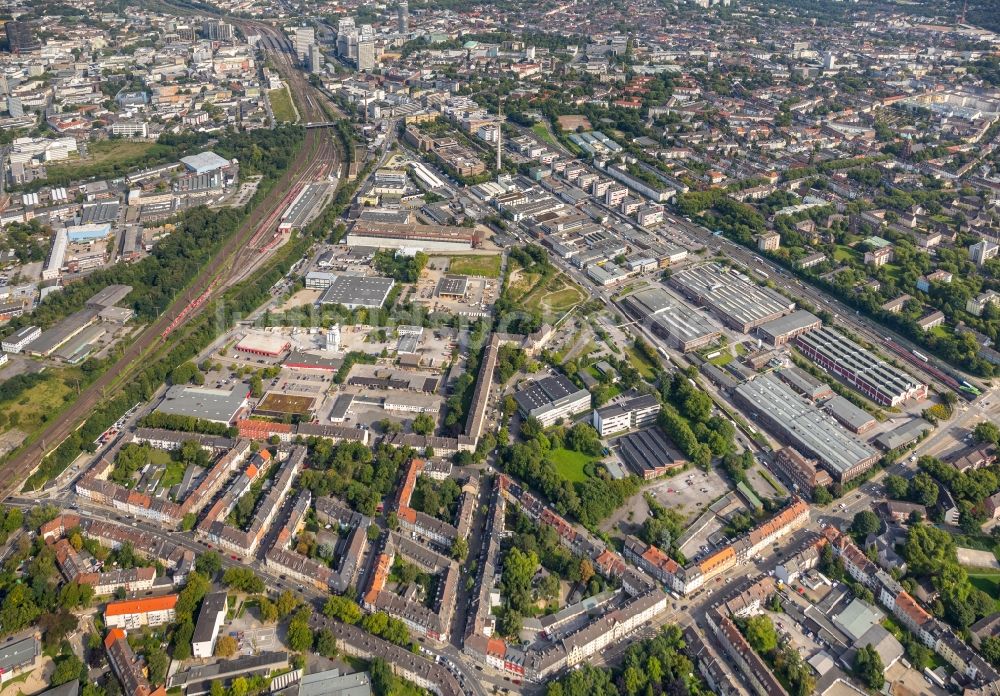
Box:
599, 465, 734, 536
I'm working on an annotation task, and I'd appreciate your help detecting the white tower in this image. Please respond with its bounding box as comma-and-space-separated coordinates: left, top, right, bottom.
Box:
496, 100, 502, 182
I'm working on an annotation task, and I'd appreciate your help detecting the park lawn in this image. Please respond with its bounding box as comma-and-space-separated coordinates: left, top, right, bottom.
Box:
149, 449, 172, 466
833, 245, 857, 262
521, 273, 585, 319
548, 447, 592, 483
625, 345, 657, 379
542, 286, 585, 313
882, 264, 903, 281
269, 87, 297, 123
448, 254, 501, 278
531, 122, 558, 147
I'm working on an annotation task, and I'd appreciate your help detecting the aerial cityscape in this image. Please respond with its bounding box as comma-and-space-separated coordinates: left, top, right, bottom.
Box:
0, 0, 999, 695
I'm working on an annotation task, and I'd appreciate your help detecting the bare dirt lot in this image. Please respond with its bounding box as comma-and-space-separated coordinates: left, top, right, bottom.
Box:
557, 115, 593, 131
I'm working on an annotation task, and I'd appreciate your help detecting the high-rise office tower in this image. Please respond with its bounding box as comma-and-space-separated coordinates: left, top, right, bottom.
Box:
202, 20, 234, 41
309, 43, 323, 74
336, 17, 356, 57
294, 26, 315, 62
356, 37, 375, 71
397, 2, 409, 34
5, 21, 40, 54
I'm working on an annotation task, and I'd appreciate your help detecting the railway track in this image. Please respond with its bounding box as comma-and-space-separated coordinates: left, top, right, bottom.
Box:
0, 26, 341, 499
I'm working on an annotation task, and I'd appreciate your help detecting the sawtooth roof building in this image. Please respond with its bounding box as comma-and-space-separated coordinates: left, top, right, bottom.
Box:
619, 285, 722, 353
669, 263, 794, 333
733, 374, 878, 483
794, 326, 927, 407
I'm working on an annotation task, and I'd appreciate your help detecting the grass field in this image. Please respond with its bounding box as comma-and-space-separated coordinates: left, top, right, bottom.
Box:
708, 351, 733, 367
269, 87, 298, 123
448, 255, 501, 278
46, 140, 172, 181
969, 572, 1000, 611
625, 345, 657, 379
520, 274, 585, 319
548, 447, 592, 483
531, 122, 558, 147
833, 245, 857, 263
507, 267, 585, 321
0, 373, 76, 435
508, 269, 542, 302
159, 457, 187, 490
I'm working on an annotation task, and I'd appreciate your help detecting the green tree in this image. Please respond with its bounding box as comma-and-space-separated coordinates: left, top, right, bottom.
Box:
314, 629, 337, 658
195, 551, 222, 578
981, 636, 1000, 669
258, 598, 279, 623
276, 590, 299, 618
287, 607, 313, 652
909, 472, 939, 507
323, 596, 362, 624
146, 647, 168, 684
851, 510, 880, 537
885, 474, 909, 499
743, 614, 778, 655
853, 644, 885, 690
974, 421, 1000, 445
172, 622, 194, 660
451, 537, 468, 561
813, 485, 833, 505
412, 413, 435, 435
50, 654, 84, 686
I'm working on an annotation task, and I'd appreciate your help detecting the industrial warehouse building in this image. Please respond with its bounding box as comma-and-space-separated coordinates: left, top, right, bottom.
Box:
318, 275, 395, 310
156, 384, 250, 425
620, 285, 722, 353
513, 375, 591, 427
614, 427, 685, 480
1, 325, 40, 353
346, 220, 483, 252
733, 374, 878, 483
794, 327, 926, 407
25, 309, 98, 357
436, 276, 468, 298
236, 333, 291, 357
757, 310, 822, 347
669, 263, 794, 333
180, 151, 231, 174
